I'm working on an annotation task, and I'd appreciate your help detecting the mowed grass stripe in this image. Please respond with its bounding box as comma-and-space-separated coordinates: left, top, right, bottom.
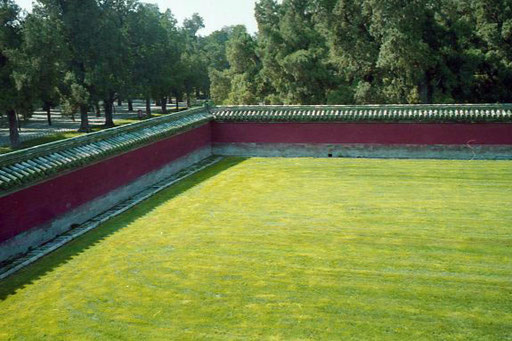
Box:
1, 157, 511, 340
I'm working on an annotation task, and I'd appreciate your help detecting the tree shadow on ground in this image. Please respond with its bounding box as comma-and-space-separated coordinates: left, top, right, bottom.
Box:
0, 157, 247, 300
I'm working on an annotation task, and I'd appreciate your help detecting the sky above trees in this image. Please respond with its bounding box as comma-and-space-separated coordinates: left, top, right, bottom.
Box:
14, 0, 259, 35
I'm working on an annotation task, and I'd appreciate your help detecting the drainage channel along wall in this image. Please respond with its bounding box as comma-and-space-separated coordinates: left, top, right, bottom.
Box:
0, 108, 212, 262
1, 103, 512, 263
211, 104, 512, 159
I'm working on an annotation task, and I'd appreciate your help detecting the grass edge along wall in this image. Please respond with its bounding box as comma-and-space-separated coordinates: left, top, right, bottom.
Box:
1, 104, 512, 263
1, 157, 511, 339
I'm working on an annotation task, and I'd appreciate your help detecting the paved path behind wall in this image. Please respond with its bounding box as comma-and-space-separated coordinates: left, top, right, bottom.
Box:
0, 100, 188, 147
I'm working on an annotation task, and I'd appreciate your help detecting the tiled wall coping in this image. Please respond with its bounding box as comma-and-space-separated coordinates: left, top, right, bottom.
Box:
212, 104, 512, 123
0, 107, 211, 193
2, 103, 511, 193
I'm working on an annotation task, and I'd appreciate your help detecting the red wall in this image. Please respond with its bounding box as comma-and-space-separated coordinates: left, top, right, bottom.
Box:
212, 122, 512, 145
3, 121, 511, 245
0, 124, 211, 244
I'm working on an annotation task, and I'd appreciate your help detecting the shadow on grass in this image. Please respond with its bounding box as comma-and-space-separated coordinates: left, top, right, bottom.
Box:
0, 157, 247, 300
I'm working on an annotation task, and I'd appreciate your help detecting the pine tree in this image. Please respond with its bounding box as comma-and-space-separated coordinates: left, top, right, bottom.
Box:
0, 0, 22, 147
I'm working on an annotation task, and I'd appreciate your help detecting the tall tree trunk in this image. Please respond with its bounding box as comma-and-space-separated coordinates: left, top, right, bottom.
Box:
419, 72, 432, 104
78, 105, 90, 132
128, 99, 133, 112
175, 93, 179, 111
7, 109, 20, 148
117, 98, 122, 106
95, 102, 101, 117
104, 99, 115, 128
161, 97, 167, 114
186, 93, 191, 108
44, 102, 52, 126
145, 97, 152, 118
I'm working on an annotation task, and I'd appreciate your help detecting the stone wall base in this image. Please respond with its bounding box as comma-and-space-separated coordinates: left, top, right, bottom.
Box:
213, 143, 512, 160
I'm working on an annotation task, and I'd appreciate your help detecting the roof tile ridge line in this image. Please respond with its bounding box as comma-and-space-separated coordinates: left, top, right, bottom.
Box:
211, 104, 512, 123
214, 103, 512, 110
0, 107, 212, 167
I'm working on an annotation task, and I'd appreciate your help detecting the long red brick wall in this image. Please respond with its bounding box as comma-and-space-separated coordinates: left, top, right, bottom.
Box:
2, 121, 512, 247
212, 122, 512, 145
0, 124, 211, 244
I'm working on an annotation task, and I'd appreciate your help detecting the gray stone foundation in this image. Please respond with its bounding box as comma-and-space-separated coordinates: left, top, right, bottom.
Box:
213, 143, 512, 160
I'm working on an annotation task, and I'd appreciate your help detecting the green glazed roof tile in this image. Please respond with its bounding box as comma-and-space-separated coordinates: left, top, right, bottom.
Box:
0, 107, 212, 193
212, 104, 512, 123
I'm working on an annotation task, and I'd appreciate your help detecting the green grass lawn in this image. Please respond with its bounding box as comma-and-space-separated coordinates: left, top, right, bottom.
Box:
1, 157, 511, 340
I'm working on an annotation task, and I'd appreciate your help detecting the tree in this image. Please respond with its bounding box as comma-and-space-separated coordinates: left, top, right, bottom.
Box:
0, 0, 22, 147
181, 13, 209, 106
154, 9, 182, 114
209, 25, 262, 104
0, 0, 508, 140
39, 0, 102, 132
256, 0, 332, 104
468, 0, 512, 102
255, 0, 286, 104
203, 27, 233, 72
90, 0, 135, 127
318, 0, 380, 103
127, 4, 181, 116
319, 0, 473, 104
15, 3, 70, 126
209, 68, 231, 104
